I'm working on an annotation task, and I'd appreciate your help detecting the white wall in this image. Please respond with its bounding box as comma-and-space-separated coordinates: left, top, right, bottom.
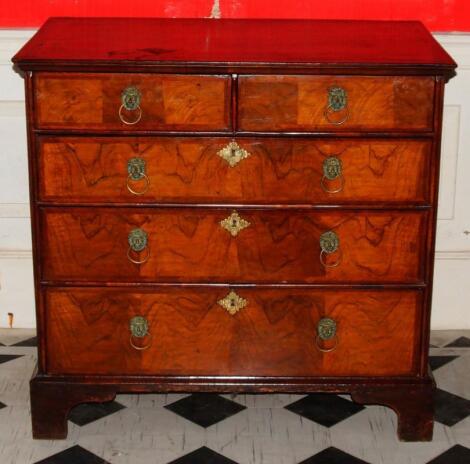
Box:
0, 30, 469, 329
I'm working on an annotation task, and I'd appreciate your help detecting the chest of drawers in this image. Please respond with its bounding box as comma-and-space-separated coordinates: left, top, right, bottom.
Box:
13, 18, 456, 441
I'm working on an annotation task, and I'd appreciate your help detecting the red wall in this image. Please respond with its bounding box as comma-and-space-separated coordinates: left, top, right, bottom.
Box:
1, 0, 470, 31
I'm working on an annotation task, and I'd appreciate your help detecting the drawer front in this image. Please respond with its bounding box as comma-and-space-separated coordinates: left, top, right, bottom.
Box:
34, 73, 231, 131
41, 208, 426, 283
38, 137, 431, 204
45, 287, 420, 376
238, 76, 435, 132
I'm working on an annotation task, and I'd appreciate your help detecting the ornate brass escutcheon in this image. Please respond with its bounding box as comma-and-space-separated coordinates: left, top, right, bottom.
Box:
323, 157, 342, 181
127, 157, 150, 195
130, 315, 149, 338
218, 290, 248, 316
315, 317, 338, 353
127, 228, 150, 264
129, 316, 152, 351
128, 228, 148, 252
327, 87, 347, 112
319, 231, 339, 254
128, 157, 146, 181
317, 317, 337, 340
119, 86, 142, 125
121, 86, 141, 111
324, 86, 349, 125
217, 141, 251, 167
220, 210, 251, 237
319, 230, 342, 268
321, 156, 344, 194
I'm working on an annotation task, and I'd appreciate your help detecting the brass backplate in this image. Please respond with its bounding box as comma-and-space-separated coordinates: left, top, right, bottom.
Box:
218, 290, 248, 316
317, 317, 337, 340
129, 316, 149, 338
319, 230, 339, 254
328, 87, 347, 111
220, 210, 250, 237
217, 141, 251, 167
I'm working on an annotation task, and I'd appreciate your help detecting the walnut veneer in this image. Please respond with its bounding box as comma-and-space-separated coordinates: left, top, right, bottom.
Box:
12, 17, 456, 441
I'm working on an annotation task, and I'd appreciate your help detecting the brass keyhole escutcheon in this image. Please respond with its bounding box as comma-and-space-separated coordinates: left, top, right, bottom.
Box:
218, 290, 248, 316
129, 316, 152, 350
220, 210, 251, 237
217, 141, 251, 167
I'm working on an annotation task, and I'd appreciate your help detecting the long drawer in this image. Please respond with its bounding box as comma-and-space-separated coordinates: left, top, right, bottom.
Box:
34, 73, 232, 131
41, 208, 426, 283
45, 287, 421, 376
38, 137, 431, 204
238, 75, 435, 132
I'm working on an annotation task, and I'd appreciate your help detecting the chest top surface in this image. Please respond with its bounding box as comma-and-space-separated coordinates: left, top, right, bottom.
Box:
13, 17, 456, 78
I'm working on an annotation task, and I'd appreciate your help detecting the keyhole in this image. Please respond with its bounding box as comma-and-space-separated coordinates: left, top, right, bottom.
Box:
230, 148, 236, 158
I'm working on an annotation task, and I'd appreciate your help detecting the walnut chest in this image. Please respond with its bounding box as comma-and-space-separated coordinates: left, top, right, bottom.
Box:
12, 17, 456, 441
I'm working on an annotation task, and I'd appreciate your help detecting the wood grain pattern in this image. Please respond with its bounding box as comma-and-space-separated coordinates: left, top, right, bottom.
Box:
45, 287, 421, 376
34, 73, 231, 131
238, 76, 435, 131
16, 18, 455, 442
38, 137, 431, 204
41, 207, 426, 284
13, 19, 456, 80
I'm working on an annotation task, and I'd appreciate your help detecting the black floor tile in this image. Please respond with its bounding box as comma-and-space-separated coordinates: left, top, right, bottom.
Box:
426, 445, 470, 464
285, 394, 365, 427
12, 336, 37, 347
34, 445, 109, 464
69, 401, 126, 426
168, 447, 238, 464
445, 336, 470, 348
299, 447, 370, 464
429, 355, 459, 371
165, 394, 246, 428
434, 388, 470, 426
0, 354, 23, 365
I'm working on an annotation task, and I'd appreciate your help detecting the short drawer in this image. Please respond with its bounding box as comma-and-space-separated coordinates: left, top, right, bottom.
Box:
38, 137, 431, 204
41, 208, 426, 284
238, 76, 435, 132
34, 73, 231, 131
45, 287, 421, 376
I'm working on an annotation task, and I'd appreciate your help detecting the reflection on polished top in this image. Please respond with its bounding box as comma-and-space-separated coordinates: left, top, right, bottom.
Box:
13, 17, 456, 76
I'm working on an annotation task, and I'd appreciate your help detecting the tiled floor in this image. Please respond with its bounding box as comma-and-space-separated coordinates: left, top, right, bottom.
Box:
0, 329, 469, 464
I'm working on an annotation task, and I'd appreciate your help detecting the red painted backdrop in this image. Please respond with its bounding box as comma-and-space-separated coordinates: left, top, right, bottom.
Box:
1, 0, 469, 31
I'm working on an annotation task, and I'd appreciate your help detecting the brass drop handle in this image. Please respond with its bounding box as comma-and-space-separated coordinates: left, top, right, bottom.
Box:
321, 156, 344, 194
319, 230, 342, 268
217, 141, 251, 167
324, 86, 349, 125
119, 86, 142, 125
220, 210, 251, 237
315, 317, 338, 352
129, 315, 152, 350
127, 228, 150, 265
127, 157, 150, 195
